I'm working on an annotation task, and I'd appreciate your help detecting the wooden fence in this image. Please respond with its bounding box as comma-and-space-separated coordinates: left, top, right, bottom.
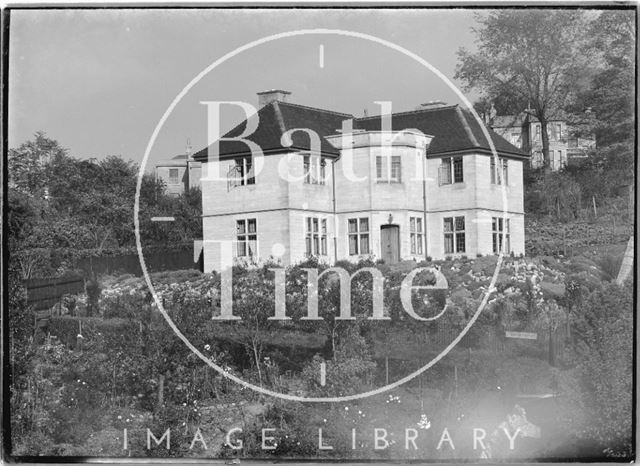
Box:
25, 275, 86, 311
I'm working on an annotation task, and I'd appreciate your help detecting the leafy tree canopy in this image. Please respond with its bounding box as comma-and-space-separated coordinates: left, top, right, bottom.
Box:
456, 10, 596, 172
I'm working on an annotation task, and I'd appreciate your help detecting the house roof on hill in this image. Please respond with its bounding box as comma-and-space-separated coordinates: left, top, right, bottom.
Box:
491, 114, 528, 128
192, 101, 528, 161
491, 112, 564, 129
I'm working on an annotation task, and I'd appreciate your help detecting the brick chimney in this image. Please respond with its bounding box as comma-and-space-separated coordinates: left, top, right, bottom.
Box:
257, 89, 291, 107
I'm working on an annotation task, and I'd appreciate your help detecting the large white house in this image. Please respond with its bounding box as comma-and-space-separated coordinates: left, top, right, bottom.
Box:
193, 91, 529, 272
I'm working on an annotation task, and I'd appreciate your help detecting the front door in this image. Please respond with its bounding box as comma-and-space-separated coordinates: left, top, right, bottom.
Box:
380, 225, 400, 264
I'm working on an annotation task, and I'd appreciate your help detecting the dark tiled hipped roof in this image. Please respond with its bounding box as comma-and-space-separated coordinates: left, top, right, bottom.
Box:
193, 101, 528, 161
354, 105, 525, 157
193, 101, 350, 161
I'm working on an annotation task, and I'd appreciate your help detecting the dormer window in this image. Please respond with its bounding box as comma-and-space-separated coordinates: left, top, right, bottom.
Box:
303, 155, 326, 185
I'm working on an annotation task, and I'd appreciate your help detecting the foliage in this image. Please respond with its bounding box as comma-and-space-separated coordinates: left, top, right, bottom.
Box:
573, 282, 633, 457
456, 10, 593, 171
8, 133, 203, 278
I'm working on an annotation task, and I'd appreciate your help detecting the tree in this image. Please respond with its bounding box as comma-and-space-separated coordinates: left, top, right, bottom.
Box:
456, 10, 593, 173
9, 131, 68, 196
568, 10, 635, 192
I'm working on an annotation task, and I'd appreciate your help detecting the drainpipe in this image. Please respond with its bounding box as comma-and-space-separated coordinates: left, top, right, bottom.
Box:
422, 148, 429, 261
332, 160, 338, 264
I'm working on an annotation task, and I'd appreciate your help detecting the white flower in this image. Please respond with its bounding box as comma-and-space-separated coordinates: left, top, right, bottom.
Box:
417, 414, 431, 430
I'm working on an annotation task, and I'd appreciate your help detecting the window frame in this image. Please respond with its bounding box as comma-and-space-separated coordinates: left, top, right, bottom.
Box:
168, 168, 180, 184
490, 157, 509, 185
443, 216, 465, 254
492, 217, 511, 255
410, 216, 424, 255
236, 218, 257, 257
376, 154, 402, 183
303, 154, 327, 185
439, 156, 464, 185
235, 156, 255, 186
348, 217, 370, 255
305, 216, 328, 256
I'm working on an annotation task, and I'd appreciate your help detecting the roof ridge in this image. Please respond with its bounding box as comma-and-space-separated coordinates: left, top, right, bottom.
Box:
355, 104, 459, 121
277, 100, 353, 118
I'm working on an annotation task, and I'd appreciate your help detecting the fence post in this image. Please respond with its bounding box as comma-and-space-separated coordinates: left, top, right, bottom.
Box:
385, 357, 389, 385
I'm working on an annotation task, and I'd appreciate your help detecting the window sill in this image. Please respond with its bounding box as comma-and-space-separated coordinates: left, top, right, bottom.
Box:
440, 182, 466, 189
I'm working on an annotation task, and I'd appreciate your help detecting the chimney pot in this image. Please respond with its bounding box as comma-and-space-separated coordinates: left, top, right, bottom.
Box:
257, 89, 291, 107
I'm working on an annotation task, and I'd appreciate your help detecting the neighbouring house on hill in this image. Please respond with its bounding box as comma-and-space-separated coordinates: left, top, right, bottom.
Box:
155, 147, 202, 196
193, 90, 529, 272
490, 112, 596, 171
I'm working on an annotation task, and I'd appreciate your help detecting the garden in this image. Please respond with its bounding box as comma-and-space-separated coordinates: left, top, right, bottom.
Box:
8, 253, 633, 460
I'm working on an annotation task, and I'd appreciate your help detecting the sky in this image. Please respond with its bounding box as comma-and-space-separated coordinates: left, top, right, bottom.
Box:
8, 8, 481, 171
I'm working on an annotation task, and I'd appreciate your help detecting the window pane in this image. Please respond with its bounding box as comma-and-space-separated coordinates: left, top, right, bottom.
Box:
359, 218, 369, 233
321, 219, 327, 234
444, 233, 454, 254
306, 217, 312, 233
456, 233, 466, 253
417, 218, 422, 233
169, 169, 179, 183
349, 234, 358, 255
376, 156, 383, 179
360, 234, 370, 254
248, 236, 257, 256
313, 236, 319, 254
490, 158, 496, 184
245, 157, 255, 185
410, 217, 416, 232
237, 239, 246, 257
410, 233, 416, 254
321, 237, 327, 255
455, 216, 465, 231
493, 233, 498, 254
248, 219, 257, 233
444, 217, 453, 233
440, 160, 452, 185
236, 220, 246, 234
313, 218, 318, 232
453, 157, 463, 183
417, 235, 423, 255
348, 219, 357, 234
305, 237, 312, 256
391, 156, 401, 182
303, 155, 310, 183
